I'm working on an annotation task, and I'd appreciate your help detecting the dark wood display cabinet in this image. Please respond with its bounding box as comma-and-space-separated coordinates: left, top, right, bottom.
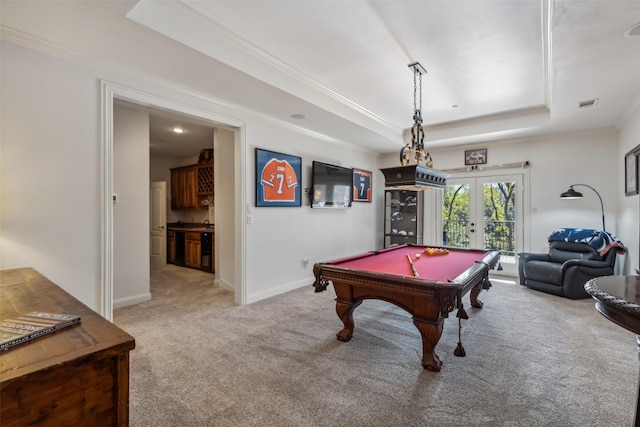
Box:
170, 161, 213, 211
384, 189, 423, 248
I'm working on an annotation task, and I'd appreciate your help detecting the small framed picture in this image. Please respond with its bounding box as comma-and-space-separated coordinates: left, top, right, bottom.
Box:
625, 147, 639, 196
255, 148, 302, 207
464, 148, 487, 165
352, 168, 372, 202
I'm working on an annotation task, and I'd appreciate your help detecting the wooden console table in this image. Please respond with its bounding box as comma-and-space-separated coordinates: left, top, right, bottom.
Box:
585, 275, 640, 427
0, 268, 135, 426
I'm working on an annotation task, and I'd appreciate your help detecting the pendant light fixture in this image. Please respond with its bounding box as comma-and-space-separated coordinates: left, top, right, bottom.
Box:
380, 62, 448, 190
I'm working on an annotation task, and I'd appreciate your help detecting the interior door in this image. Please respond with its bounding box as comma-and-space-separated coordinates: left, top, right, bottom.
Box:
442, 174, 523, 276
150, 181, 167, 266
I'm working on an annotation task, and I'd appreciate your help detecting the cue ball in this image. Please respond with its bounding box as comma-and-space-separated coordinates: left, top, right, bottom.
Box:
415, 253, 421, 259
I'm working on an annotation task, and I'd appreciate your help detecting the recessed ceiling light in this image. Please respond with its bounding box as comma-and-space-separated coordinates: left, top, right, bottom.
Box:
625, 22, 640, 38
291, 114, 306, 120
578, 99, 599, 108
172, 127, 185, 134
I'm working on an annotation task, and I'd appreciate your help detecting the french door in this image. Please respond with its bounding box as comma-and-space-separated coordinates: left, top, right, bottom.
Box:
442, 174, 524, 276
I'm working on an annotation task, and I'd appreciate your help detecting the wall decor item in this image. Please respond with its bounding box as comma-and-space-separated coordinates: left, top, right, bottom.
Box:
625, 146, 639, 196
464, 148, 487, 165
352, 168, 372, 202
255, 148, 302, 207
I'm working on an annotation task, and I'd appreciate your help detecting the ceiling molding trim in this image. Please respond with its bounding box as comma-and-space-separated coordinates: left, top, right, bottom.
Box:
421, 106, 551, 147
126, 0, 403, 137
426, 105, 550, 131
616, 92, 640, 129
542, 0, 554, 108
275, 121, 382, 154
430, 126, 617, 153
1, 25, 111, 71
0, 25, 371, 150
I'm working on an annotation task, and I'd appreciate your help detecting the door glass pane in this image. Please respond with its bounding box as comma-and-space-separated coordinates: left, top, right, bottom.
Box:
483, 180, 516, 260
442, 184, 470, 248
385, 190, 423, 248
441, 175, 522, 277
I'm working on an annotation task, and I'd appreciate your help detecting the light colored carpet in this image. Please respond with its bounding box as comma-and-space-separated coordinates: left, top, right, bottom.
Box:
114, 264, 638, 426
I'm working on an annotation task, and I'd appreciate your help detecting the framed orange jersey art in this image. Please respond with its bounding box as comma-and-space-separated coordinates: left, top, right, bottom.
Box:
256, 148, 302, 207
352, 168, 372, 202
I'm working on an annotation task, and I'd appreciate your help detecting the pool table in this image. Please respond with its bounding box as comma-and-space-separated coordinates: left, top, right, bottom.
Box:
313, 244, 500, 371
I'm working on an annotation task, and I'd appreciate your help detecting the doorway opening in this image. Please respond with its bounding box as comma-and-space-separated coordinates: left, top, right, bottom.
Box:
101, 80, 247, 321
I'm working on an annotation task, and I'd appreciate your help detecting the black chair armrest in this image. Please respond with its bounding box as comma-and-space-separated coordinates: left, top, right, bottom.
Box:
561, 259, 610, 271
519, 252, 552, 263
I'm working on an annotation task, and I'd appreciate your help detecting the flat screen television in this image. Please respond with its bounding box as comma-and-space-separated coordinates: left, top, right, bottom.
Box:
310, 161, 353, 208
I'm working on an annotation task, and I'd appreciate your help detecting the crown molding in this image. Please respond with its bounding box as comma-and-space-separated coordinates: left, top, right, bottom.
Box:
127, 0, 402, 137
617, 92, 640, 129
1, 25, 109, 70
1, 25, 371, 149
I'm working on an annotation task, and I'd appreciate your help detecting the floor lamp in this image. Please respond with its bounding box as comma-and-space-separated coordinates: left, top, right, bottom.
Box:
559, 184, 606, 231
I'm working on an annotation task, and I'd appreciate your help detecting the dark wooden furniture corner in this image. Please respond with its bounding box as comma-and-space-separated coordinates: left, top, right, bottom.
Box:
0, 268, 135, 426
585, 275, 640, 427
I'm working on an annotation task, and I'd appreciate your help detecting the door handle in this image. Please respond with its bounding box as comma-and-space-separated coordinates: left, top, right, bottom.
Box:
159, 225, 165, 229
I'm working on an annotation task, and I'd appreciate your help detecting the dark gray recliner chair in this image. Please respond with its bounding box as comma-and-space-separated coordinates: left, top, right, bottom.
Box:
518, 241, 617, 299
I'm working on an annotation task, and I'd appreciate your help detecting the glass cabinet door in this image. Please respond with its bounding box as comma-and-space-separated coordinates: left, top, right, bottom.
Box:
384, 190, 422, 248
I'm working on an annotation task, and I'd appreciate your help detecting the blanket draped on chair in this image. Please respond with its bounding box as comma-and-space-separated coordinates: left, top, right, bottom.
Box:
548, 228, 626, 256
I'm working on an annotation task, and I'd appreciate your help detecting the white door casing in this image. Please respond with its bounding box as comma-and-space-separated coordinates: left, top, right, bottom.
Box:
101, 80, 247, 321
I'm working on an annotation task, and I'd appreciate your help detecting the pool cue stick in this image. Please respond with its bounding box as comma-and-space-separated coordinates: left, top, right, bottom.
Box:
406, 254, 419, 277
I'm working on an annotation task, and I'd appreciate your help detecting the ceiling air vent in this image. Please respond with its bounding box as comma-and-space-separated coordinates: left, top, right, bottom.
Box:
578, 99, 599, 109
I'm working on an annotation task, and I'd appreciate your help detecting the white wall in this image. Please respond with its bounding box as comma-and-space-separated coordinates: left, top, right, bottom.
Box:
619, 103, 640, 274
213, 128, 236, 294
0, 41, 102, 308
243, 123, 380, 302
113, 105, 151, 306
0, 40, 381, 312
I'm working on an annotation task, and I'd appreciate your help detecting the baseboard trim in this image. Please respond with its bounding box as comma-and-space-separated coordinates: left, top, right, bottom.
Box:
246, 277, 312, 305
114, 292, 152, 309
215, 278, 235, 292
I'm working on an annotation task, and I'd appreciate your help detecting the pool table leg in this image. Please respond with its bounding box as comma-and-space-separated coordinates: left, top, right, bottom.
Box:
470, 285, 484, 308
470, 275, 492, 308
335, 300, 362, 342
413, 318, 444, 372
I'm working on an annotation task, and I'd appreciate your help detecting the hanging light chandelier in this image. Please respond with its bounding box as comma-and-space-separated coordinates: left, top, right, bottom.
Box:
402, 62, 432, 167
380, 62, 448, 190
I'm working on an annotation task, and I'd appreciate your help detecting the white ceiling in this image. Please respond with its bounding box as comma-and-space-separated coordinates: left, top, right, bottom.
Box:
2, 1, 640, 158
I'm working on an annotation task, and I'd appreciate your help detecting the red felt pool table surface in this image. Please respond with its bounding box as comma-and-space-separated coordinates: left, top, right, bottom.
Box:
313, 244, 501, 371
330, 245, 490, 283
